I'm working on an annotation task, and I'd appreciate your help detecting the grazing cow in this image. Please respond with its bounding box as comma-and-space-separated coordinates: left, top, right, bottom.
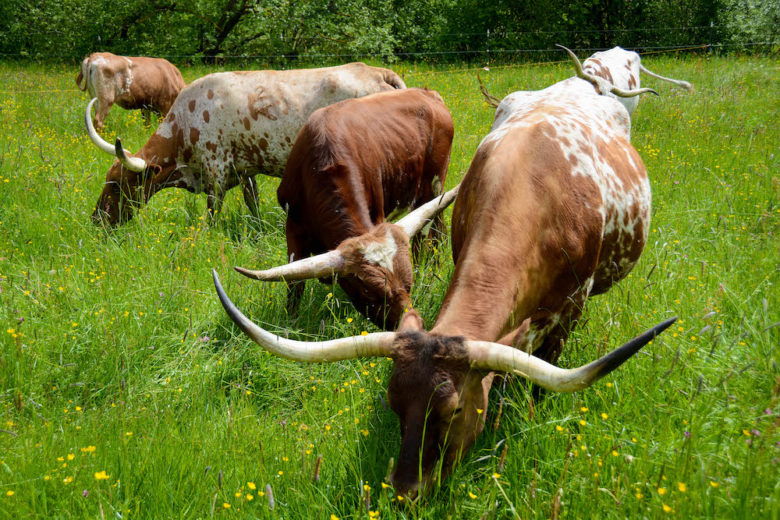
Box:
233, 88, 455, 329
77, 52, 185, 130
579, 46, 693, 116
86, 62, 406, 226
213, 57, 676, 497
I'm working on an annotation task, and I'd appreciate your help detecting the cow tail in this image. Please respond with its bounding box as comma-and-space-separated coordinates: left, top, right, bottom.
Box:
75, 70, 86, 91
76, 59, 88, 91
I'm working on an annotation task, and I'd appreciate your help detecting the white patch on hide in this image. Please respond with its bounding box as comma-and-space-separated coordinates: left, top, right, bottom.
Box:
360, 230, 397, 272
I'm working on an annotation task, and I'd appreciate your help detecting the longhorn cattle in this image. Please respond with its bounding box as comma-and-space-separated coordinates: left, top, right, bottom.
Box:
86, 62, 406, 226
213, 54, 676, 497
77, 52, 186, 130
233, 88, 455, 329
577, 46, 692, 116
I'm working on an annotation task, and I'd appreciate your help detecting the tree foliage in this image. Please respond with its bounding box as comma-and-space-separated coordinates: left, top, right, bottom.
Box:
0, 0, 775, 62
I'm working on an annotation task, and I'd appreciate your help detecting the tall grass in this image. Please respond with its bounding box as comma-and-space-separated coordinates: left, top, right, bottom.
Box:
0, 54, 777, 518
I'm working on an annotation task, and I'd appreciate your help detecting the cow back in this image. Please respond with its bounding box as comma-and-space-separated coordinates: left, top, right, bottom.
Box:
278, 88, 454, 252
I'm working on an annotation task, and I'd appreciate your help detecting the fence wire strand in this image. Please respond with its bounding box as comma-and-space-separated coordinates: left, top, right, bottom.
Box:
0, 42, 774, 94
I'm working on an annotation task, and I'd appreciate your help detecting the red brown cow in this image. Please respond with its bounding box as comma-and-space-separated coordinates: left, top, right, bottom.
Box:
213, 53, 676, 497
233, 88, 455, 329
86, 62, 406, 226
77, 52, 185, 130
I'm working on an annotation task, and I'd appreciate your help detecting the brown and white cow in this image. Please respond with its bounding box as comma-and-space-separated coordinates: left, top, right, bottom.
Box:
86, 62, 406, 226
77, 52, 185, 130
233, 88, 455, 329
578, 46, 693, 116
213, 56, 676, 497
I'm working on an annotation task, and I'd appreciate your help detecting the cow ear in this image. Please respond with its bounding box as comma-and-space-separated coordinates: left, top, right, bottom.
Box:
146, 163, 163, 179
397, 309, 423, 332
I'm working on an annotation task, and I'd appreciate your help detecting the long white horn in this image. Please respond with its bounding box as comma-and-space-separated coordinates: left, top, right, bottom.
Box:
395, 184, 460, 237
610, 85, 659, 98
85, 98, 115, 155
235, 250, 346, 282
213, 269, 395, 360
639, 64, 693, 91
467, 317, 677, 392
115, 138, 147, 172
556, 44, 658, 99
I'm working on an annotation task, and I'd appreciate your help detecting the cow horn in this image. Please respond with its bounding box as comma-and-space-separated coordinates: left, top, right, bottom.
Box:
610, 85, 659, 98
234, 250, 347, 282
556, 44, 658, 99
115, 138, 147, 172
395, 184, 460, 237
213, 269, 396, 360
467, 317, 677, 392
639, 65, 693, 91
85, 98, 116, 155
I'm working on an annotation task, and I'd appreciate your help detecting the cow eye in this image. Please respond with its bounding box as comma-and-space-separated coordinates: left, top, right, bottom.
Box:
453, 407, 463, 415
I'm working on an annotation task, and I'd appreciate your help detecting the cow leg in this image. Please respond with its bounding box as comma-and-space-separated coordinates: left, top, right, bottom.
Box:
527, 288, 591, 399
206, 186, 225, 221
284, 219, 311, 317
141, 108, 154, 127
241, 176, 260, 217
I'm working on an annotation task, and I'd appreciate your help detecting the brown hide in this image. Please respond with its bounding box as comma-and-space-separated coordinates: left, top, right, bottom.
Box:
385, 99, 649, 496
276, 88, 454, 328
79, 53, 185, 129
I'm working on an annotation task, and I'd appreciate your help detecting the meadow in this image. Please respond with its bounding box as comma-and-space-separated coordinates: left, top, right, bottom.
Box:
0, 53, 777, 519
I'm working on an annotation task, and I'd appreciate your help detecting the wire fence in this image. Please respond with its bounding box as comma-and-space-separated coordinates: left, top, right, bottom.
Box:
0, 23, 776, 63
0, 37, 775, 94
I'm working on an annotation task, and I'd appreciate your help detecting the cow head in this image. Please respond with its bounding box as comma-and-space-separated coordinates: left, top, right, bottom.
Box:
385, 313, 494, 497
556, 45, 659, 99
212, 268, 676, 499
234, 186, 460, 328
85, 99, 162, 226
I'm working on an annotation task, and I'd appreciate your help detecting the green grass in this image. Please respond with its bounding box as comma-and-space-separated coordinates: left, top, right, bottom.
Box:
0, 54, 778, 518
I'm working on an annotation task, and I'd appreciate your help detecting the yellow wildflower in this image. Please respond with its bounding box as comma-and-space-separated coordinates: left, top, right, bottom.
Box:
94, 471, 109, 480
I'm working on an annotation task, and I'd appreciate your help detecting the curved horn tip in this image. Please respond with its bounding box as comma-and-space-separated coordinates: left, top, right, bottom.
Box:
234, 265, 263, 280
590, 315, 678, 379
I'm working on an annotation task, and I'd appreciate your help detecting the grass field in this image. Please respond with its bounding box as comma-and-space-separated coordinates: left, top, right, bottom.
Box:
0, 53, 778, 519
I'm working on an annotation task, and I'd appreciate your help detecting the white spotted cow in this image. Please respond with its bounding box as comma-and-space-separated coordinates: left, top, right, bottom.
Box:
77, 52, 186, 130
85, 62, 406, 225
213, 48, 676, 497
